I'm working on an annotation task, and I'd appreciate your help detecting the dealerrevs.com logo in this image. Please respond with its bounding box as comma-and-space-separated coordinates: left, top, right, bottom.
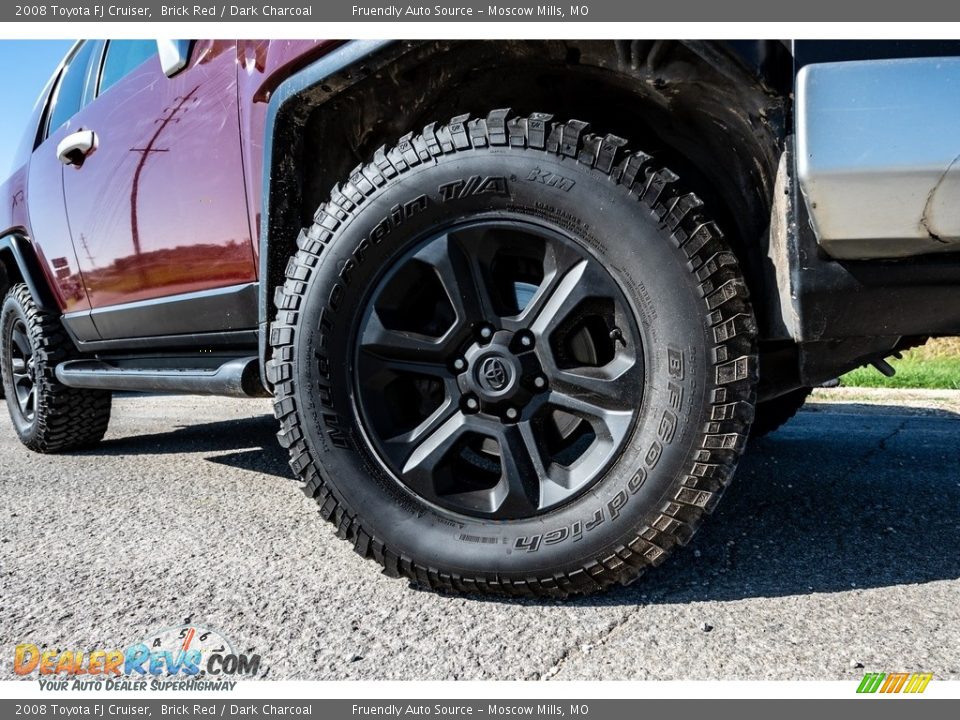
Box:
14, 625, 261, 691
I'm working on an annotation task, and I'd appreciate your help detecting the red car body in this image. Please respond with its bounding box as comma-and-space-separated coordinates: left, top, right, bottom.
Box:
0, 40, 334, 321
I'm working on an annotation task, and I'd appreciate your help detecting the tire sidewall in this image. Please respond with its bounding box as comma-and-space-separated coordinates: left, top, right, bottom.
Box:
293, 148, 713, 577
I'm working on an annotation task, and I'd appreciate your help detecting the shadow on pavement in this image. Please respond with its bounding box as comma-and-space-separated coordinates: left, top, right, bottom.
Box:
86, 401, 960, 604
91, 413, 292, 480
556, 401, 960, 607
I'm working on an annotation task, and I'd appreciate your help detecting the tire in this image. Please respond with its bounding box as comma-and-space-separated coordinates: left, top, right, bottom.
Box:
268, 110, 757, 597
1, 284, 111, 452
750, 387, 812, 438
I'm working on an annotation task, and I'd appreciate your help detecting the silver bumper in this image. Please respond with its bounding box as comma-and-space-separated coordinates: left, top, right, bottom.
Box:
796, 57, 960, 259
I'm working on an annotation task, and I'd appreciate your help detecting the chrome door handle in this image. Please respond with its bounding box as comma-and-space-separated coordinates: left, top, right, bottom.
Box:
56, 130, 98, 166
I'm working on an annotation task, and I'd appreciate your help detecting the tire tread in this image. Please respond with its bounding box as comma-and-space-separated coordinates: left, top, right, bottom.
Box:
267, 110, 757, 597
2, 285, 111, 453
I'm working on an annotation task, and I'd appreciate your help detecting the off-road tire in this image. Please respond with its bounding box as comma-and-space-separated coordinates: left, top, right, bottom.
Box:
750, 387, 812, 438
268, 110, 757, 597
1, 284, 111, 452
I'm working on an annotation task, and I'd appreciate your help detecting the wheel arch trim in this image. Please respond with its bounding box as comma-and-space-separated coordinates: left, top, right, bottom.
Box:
0, 233, 59, 313
255, 40, 788, 377
257, 39, 397, 388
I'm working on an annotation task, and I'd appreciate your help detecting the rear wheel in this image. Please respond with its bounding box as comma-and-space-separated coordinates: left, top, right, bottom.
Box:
1, 284, 111, 452
750, 387, 812, 438
269, 110, 757, 596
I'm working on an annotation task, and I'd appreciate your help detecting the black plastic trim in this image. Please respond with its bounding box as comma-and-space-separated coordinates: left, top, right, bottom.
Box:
257, 39, 397, 388
69, 329, 258, 354
63, 282, 259, 342
0, 234, 59, 313
62, 311, 99, 343
779, 142, 960, 384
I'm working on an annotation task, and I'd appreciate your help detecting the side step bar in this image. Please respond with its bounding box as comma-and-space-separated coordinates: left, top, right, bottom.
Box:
55, 357, 266, 398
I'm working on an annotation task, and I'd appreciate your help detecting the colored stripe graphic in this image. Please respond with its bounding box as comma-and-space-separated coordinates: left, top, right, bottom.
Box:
857, 672, 932, 694
881, 673, 909, 693
906, 673, 934, 693
857, 673, 885, 693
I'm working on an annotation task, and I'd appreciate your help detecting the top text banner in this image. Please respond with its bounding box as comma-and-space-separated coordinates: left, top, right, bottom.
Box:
5, 0, 960, 22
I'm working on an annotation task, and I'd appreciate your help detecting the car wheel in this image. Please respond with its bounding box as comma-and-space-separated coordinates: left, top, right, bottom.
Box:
269, 110, 757, 596
750, 387, 812, 438
0, 284, 111, 452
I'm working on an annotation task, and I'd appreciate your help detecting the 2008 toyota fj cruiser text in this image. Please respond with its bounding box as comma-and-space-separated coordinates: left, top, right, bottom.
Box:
1, 40, 958, 596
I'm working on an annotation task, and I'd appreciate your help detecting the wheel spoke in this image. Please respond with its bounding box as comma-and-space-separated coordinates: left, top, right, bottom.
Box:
359, 310, 453, 364
527, 259, 612, 338
383, 399, 460, 465
492, 423, 544, 516
517, 421, 551, 481
414, 233, 497, 325
551, 387, 634, 443
11, 325, 32, 359
549, 362, 640, 415
14, 375, 35, 419
358, 349, 452, 385
399, 410, 470, 496
513, 240, 584, 327
545, 357, 639, 447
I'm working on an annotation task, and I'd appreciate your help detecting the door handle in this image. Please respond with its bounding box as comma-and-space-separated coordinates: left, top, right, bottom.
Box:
56, 130, 98, 166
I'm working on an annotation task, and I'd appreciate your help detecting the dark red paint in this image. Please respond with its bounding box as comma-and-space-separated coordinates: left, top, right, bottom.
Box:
0, 40, 335, 318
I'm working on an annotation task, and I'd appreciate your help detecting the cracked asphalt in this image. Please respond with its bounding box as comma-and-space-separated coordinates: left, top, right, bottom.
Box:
1, 388, 958, 680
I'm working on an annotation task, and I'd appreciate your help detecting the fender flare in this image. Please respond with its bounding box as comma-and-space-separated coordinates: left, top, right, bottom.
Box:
0, 233, 59, 313
256, 39, 397, 387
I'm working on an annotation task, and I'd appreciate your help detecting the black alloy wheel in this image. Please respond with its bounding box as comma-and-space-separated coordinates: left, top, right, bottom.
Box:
7, 318, 37, 424
354, 220, 643, 519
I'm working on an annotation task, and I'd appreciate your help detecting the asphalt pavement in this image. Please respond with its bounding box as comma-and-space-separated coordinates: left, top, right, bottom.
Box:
1, 388, 958, 680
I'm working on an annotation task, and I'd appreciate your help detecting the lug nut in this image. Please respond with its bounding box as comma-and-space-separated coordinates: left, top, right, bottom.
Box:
505, 407, 519, 421
533, 375, 547, 389
453, 357, 467, 371
478, 325, 493, 340
464, 396, 479, 412
519, 333, 534, 348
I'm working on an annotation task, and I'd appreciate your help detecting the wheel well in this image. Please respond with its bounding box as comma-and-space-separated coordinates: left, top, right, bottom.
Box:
0, 253, 10, 298
0, 247, 22, 300
263, 40, 789, 338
